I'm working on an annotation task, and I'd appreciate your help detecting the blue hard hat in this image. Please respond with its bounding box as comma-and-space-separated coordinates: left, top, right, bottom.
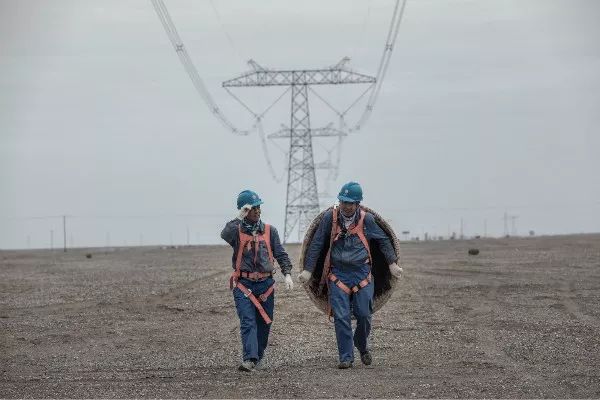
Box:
337, 181, 363, 203
236, 190, 264, 209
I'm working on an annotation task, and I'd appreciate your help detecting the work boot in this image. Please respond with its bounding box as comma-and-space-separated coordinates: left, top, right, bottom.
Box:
238, 360, 255, 372
338, 361, 353, 369
360, 351, 372, 366
254, 359, 267, 371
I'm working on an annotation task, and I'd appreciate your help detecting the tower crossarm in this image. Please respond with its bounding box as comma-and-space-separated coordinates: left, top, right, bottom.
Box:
223, 67, 376, 87
268, 125, 347, 139
222, 59, 375, 242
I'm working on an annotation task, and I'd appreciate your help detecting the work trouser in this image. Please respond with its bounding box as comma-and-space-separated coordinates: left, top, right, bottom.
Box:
233, 277, 275, 362
328, 267, 373, 363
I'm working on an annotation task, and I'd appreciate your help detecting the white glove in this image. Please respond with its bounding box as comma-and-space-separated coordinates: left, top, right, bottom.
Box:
237, 204, 252, 220
389, 262, 403, 278
284, 274, 294, 290
297, 270, 312, 284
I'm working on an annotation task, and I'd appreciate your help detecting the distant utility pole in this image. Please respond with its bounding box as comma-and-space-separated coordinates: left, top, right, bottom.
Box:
223, 59, 376, 242
63, 215, 67, 252
186, 226, 190, 246
484, 219, 487, 238
503, 211, 508, 237
460, 217, 464, 240
50, 230, 54, 250
510, 215, 519, 236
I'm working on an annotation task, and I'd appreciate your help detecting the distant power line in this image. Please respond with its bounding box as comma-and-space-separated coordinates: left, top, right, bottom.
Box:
382, 201, 600, 213
0, 215, 66, 220
2, 201, 599, 221
0, 213, 232, 221
0, 213, 237, 250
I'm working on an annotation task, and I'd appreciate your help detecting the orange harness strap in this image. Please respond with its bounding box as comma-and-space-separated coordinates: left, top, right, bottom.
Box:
235, 281, 275, 325
263, 224, 273, 264
230, 224, 274, 289
320, 208, 373, 320
326, 272, 371, 320
320, 208, 372, 289
319, 208, 339, 291
230, 223, 275, 324
334, 209, 372, 265
328, 272, 372, 295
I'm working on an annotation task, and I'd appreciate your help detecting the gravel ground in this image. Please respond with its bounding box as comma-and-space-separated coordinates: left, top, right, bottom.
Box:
1, 234, 600, 398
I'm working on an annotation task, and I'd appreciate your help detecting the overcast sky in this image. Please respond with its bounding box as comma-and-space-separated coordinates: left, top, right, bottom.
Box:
1, 0, 599, 249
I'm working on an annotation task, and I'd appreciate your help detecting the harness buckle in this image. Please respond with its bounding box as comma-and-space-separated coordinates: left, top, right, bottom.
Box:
243, 288, 252, 298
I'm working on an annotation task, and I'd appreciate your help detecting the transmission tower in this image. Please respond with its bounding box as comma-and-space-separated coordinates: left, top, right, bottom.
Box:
152, 0, 408, 242
223, 59, 375, 242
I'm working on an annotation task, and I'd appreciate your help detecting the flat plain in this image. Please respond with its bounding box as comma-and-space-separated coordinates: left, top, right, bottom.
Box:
1, 234, 599, 398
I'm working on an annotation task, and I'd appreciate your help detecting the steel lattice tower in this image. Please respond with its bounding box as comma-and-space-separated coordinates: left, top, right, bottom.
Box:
223, 60, 375, 242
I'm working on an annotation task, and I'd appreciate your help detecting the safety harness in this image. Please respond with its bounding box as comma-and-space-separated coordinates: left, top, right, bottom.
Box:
229, 224, 275, 324
328, 272, 372, 295
319, 207, 372, 317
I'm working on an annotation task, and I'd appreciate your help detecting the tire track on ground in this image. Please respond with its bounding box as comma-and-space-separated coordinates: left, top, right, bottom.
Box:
142, 268, 227, 305
5, 269, 229, 314
559, 280, 600, 329
468, 278, 539, 383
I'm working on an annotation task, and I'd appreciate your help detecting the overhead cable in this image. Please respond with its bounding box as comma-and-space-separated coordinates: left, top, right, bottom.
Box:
151, 0, 249, 135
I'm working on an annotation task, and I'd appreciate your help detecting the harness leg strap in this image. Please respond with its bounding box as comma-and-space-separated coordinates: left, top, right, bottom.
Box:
235, 282, 274, 325
329, 273, 372, 296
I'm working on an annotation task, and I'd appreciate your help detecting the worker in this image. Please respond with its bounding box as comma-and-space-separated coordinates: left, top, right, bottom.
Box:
221, 190, 294, 371
298, 182, 402, 368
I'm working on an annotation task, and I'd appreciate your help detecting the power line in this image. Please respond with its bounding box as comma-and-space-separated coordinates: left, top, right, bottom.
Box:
3, 201, 599, 222
208, 0, 244, 62
151, 1, 410, 242
348, 0, 408, 132
222, 84, 292, 182
0, 213, 232, 220
151, 0, 249, 135
257, 118, 286, 183
349, 0, 372, 61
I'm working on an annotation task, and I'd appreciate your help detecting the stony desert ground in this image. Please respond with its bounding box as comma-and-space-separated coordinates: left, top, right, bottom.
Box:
1, 234, 599, 398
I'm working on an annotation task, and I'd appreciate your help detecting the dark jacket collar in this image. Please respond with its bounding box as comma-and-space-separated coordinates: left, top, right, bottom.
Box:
241, 219, 265, 234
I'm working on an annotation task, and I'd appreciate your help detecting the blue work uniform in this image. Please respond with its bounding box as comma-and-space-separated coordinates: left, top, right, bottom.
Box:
303, 208, 397, 363
221, 219, 292, 363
